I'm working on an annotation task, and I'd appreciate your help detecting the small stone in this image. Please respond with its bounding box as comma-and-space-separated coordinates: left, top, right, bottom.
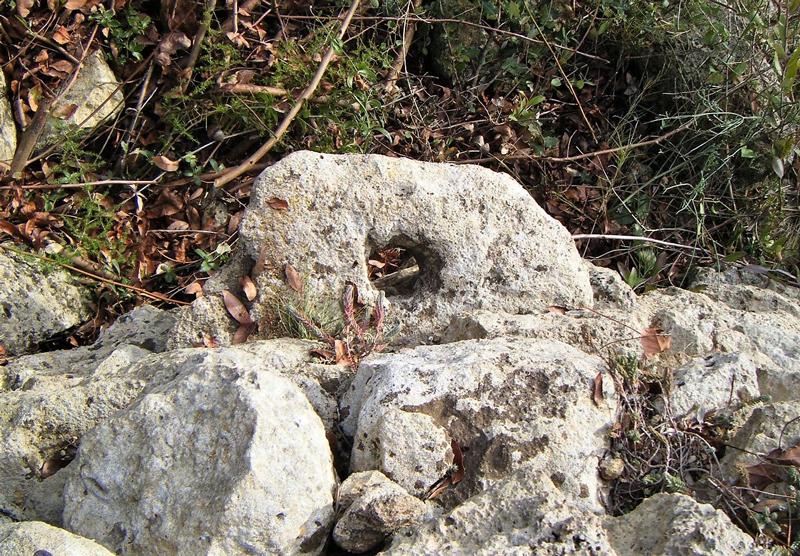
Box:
599, 457, 625, 481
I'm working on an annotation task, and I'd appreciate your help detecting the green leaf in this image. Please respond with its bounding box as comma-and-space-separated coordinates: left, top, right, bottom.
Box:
551, 77, 562, 87
723, 252, 746, 262
740, 146, 757, 158
781, 47, 800, 93
543, 136, 559, 148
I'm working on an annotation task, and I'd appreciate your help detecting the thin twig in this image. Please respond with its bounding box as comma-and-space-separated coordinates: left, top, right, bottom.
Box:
531, 18, 596, 142
0, 244, 190, 305
214, 0, 361, 188
571, 233, 709, 252
452, 120, 695, 164
384, 0, 423, 91
275, 14, 609, 62
180, 0, 218, 94
0, 179, 157, 190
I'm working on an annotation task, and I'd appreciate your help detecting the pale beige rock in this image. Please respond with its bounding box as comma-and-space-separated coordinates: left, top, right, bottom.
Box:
0, 69, 15, 164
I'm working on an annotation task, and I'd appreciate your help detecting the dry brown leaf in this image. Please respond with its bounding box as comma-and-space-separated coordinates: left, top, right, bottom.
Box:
153, 154, 180, 172
232, 322, 256, 344
222, 290, 252, 325
240, 275, 257, 300
51, 103, 78, 120
267, 197, 289, 210
334, 340, 348, 366
252, 245, 268, 277
16, 0, 35, 17
640, 327, 670, 358
593, 372, 604, 405
285, 263, 303, 294
185, 281, 203, 297
202, 333, 219, 348
64, 0, 89, 8
547, 305, 567, 314
52, 26, 72, 44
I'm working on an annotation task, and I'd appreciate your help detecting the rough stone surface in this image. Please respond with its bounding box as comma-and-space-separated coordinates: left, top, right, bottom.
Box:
235, 151, 593, 345
341, 337, 616, 511
720, 401, 800, 481
0, 521, 116, 556
0, 70, 15, 164
383, 463, 615, 556
604, 493, 765, 556
333, 471, 425, 554
0, 250, 92, 355
63, 356, 336, 556
660, 352, 760, 418
39, 51, 124, 148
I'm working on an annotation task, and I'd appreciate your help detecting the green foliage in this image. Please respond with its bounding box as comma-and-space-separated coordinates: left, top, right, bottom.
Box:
89, 5, 151, 63
194, 244, 231, 273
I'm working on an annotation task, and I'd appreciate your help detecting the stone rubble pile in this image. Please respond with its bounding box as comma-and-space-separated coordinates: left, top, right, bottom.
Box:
2, 151, 797, 555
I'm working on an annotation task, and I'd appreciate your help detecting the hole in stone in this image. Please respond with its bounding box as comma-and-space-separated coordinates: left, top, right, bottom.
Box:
367, 235, 442, 298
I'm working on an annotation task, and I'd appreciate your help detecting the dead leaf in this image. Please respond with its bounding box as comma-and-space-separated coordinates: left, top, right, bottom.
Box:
41, 458, 71, 479
334, 340, 348, 366
202, 333, 219, 348
222, 290, 253, 325
153, 154, 180, 172
52, 26, 72, 44
16, 0, 35, 17
239, 275, 257, 300
185, 281, 204, 297
64, 0, 89, 8
51, 103, 78, 120
252, 245, 268, 277
547, 305, 567, 314
267, 197, 289, 210
285, 263, 302, 294
593, 372, 604, 405
232, 322, 256, 344
640, 327, 670, 358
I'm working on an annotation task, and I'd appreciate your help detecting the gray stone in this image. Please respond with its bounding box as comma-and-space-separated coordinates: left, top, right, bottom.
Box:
0, 250, 92, 355
720, 401, 800, 482
604, 493, 765, 556
235, 151, 593, 346
63, 356, 336, 556
341, 338, 616, 511
661, 352, 760, 418
586, 262, 638, 311
383, 463, 614, 556
333, 471, 425, 553
0, 69, 15, 165
0, 521, 116, 556
39, 51, 124, 148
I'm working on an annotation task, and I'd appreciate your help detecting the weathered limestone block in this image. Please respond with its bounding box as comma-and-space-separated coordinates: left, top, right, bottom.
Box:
341, 338, 616, 511
235, 151, 593, 346
333, 471, 425, 553
0, 250, 92, 355
604, 493, 766, 556
0, 521, 116, 556
63, 361, 336, 556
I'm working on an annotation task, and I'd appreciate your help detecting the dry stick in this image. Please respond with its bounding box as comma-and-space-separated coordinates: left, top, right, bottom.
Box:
384, 0, 424, 91
180, 0, 218, 95
531, 18, 596, 143
214, 0, 361, 188
0, 179, 157, 190
453, 119, 695, 164
571, 234, 710, 253
0, 244, 190, 305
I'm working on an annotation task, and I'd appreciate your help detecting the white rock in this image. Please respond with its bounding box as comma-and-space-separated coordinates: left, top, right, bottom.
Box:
0, 69, 15, 164
64, 354, 337, 556
604, 493, 766, 556
39, 51, 124, 148
0, 521, 116, 556
341, 338, 616, 511
0, 250, 92, 355
661, 352, 760, 418
333, 471, 425, 553
237, 151, 593, 345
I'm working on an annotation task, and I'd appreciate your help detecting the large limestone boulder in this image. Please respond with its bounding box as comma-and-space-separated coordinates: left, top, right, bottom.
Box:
0, 250, 92, 355
0, 521, 116, 556
341, 337, 616, 511
224, 151, 592, 346
63, 359, 337, 556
